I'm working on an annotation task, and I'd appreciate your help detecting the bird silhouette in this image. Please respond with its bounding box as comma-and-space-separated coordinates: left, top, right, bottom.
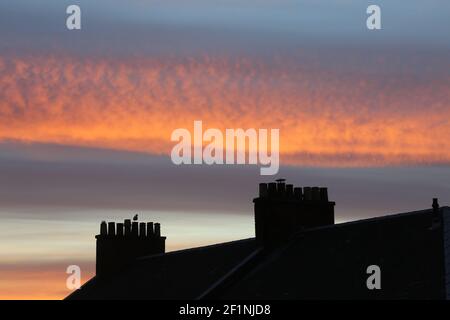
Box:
133, 214, 138, 221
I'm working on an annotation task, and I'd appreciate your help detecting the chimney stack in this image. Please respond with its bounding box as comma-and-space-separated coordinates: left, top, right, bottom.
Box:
96, 216, 166, 277
254, 179, 335, 246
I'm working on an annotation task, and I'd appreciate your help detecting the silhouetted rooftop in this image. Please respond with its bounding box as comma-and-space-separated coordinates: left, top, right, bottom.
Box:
67, 206, 450, 300
67, 238, 259, 300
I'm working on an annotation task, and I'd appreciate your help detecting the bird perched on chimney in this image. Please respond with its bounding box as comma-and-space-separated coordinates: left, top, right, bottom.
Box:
133, 214, 138, 221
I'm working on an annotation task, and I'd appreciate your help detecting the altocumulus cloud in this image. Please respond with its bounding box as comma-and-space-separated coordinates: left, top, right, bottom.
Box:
0, 53, 450, 166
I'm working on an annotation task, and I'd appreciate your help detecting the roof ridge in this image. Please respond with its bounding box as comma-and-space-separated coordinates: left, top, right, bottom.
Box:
299, 207, 440, 235
137, 237, 256, 261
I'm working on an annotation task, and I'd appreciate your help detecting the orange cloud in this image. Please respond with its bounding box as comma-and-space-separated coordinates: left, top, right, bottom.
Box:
0, 54, 449, 166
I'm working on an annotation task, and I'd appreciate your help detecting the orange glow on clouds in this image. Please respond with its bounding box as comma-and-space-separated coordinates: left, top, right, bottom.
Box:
1, 54, 449, 166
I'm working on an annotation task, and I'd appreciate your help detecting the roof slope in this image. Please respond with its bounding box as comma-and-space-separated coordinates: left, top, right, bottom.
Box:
218, 208, 447, 299
67, 207, 449, 300
67, 238, 259, 300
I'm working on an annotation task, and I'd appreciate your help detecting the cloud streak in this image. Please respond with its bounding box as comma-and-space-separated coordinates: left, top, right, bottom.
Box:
1, 142, 450, 220
1, 52, 449, 166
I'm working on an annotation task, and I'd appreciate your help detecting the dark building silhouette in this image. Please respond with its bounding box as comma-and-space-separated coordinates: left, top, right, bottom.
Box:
255, 179, 334, 246
67, 180, 450, 300
96, 219, 166, 276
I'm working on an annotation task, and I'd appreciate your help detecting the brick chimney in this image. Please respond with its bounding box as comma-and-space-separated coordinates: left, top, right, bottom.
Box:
95, 217, 166, 277
254, 179, 335, 246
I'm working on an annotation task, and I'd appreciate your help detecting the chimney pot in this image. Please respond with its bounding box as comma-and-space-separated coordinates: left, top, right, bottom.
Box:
154, 223, 161, 237
132, 221, 139, 237
108, 222, 116, 236
124, 219, 131, 236
432, 198, 439, 210
286, 184, 294, 197
147, 222, 154, 237
268, 183, 277, 196
294, 187, 303, 199
277, 182, 286, 195
116, 223, 124, 236
432, 198, 440, 217
311, 187, 320, 201
139, 222, 146, 237
303, 187, 312, 200
100, 221, 107, 236
320, 187, 328, 201
259, 183, 268, 197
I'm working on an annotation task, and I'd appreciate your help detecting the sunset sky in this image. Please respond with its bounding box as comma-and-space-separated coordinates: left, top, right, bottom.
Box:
0, 0, 449, 299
